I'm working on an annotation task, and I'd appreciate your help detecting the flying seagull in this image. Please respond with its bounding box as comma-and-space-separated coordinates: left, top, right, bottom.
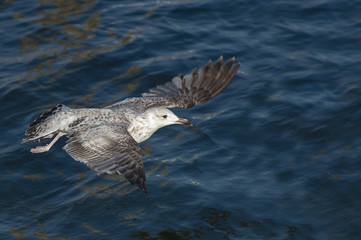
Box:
23, 56, 240, 193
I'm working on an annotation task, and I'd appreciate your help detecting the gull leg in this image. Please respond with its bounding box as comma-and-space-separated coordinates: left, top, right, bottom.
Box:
30, 132, 67, 153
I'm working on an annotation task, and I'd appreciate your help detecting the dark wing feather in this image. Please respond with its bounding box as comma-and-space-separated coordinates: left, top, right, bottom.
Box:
106, 56, 240, 110
63, 124, 147, 193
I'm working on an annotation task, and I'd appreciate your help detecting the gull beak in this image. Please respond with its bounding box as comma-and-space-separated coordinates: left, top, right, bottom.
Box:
176, 118, 192, 126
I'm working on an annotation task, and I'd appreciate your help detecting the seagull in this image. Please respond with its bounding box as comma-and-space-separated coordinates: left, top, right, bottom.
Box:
23, 56, 240, 193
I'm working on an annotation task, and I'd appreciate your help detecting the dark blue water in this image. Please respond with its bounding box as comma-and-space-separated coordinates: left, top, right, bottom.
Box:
1, 0, 361, 239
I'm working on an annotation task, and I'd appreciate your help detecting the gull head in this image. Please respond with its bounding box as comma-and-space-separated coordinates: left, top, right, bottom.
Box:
129, 108, 192, 143
146, 108, 192, 129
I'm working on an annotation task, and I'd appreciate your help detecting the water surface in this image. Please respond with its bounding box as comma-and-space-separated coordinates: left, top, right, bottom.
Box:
1, 0, 361, 239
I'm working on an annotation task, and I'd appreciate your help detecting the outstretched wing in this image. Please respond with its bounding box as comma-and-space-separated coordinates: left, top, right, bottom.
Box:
107, 56, 240, 110
63, 124, 147, 193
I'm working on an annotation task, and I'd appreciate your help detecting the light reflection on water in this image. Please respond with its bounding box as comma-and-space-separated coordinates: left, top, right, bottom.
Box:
13, 0, 141, 92
1, 0, 361, 239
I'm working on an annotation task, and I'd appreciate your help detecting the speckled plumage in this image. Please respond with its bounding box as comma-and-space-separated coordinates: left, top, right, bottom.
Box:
23, 56, 240, 193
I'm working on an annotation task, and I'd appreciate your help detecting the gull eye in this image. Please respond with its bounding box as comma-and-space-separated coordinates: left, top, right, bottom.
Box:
162, 115, 167, 119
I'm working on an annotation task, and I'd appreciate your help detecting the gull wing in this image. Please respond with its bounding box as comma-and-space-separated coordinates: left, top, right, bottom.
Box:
107, 56, 240, 110
63, 124, 147, 193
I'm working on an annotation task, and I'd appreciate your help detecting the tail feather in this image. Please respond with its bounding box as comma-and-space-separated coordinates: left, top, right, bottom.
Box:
23, 104, 69, 142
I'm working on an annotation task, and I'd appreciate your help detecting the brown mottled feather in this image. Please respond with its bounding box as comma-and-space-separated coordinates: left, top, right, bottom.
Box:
63, 124, 147, 193
107, 56, 240, 110
24, 56, 240, 193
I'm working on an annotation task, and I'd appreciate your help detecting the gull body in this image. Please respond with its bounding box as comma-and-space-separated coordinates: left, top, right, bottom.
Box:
23, 56, 240, 193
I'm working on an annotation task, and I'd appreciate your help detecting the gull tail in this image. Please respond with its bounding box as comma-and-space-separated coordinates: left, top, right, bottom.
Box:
23, 104, 70, 143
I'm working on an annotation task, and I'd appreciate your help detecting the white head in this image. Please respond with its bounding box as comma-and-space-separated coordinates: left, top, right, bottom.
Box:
129, 108, 192, 143
145, 108, 192, 129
